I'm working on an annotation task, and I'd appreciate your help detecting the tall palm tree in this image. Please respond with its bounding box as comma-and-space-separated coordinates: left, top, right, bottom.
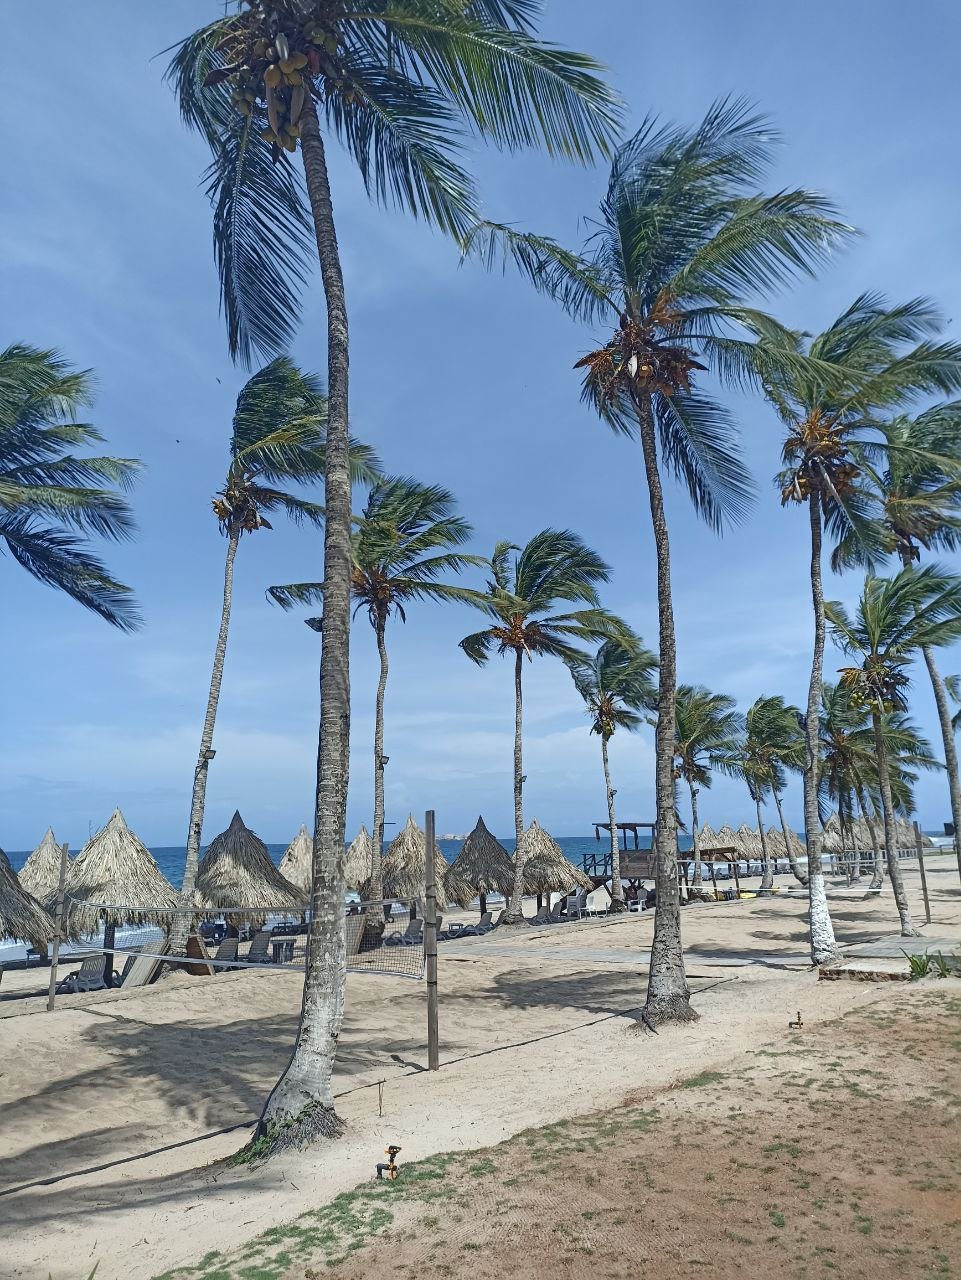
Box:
460, 530, 624, 922
170, 2, 619, 1150
270, 476, 484, 901
852, 402, 961, 882
725, 696, 805, 890
673, 686, 742, 889
169, 359, 380, 956
568, 636, 658, 911
827, 566, 961, 935
0, 343, 140, 630
760, 296, 961, 960
465, 98, 850, 1019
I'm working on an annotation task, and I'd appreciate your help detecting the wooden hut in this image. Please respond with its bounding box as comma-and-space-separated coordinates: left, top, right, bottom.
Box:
444, 816, 515, 913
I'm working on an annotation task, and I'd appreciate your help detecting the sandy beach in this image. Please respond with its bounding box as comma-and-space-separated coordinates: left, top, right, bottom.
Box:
1, 860, 959, 1280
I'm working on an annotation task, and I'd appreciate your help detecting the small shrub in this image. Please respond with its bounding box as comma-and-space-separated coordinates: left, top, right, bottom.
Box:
904, 952, 933, 979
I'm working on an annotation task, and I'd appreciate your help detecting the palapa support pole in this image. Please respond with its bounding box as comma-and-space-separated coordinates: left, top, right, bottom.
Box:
46, 843, 70, 1013
424, 809, 440, 1072
914, 821, 932, 926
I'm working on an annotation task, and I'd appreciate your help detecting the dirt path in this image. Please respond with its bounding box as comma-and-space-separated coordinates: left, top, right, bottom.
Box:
154, 981, 961, 1280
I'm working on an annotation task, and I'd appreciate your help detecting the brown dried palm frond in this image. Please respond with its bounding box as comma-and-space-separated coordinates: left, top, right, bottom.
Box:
197, 810, 303, 911
518, 820, 592, 894
366, 815, 448, 910
0, 848, 53, 949
344, 825, 374, 892
55, 809, 178, 935
444, 816, 515, 908
278, 823, 312, 895
18, 827, 68, 903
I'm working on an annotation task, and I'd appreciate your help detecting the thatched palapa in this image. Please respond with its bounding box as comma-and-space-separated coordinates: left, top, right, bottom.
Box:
374, 814, 448, 910
737, 824, 763, 858
715, 825, 740, 854
444, 816, 515, 909
344, 826, 374, 891
18, 827, 67, 903
279, 824, 312, 895
197, 811, 303, 912
0, 849, 52, 950
695, 824, 723, 852
55, 809, 177, 936
519, 821, 592, 895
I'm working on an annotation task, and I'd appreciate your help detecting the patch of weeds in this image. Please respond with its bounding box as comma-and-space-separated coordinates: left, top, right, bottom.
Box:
681, 1071, 725, 1089
722, 1229, 754, 1246
770, 1210, 786, 1229
468, 1158, 496, 1176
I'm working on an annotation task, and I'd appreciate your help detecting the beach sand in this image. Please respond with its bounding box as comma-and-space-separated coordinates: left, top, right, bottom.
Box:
1, 860, 958, 1279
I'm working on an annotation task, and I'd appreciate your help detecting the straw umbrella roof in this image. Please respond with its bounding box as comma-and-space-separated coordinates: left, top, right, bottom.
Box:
444, 816, 516, 908
715, 824, 740, 852
376, 815, 448, 910
765, 825, 786, 855
55, 809, 178, 935
736, 824, 763, 857
279, 824, 312, 895
519, 821, 593, 894
197, 811, 303, 911
344, 826, 374, 891
18, 827, 67, 903
820, 822, 844, 854
696, 824, 724, 852
0, 849, 52, 950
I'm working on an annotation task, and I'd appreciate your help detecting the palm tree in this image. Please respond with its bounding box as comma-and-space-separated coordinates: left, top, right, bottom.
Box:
673, 686, 742, 890
0, 343, 140, 630
460, 530, 624, 922
726, 696, 807, 890
568, 636, 658, 911
270, 476, 484, 901
854, 402, 961, 882
465, 98, 850, 1019
760, 296, 961, 960
169, 359, 380, 956
170, 3, 618, 1149
827, 567, 961, 935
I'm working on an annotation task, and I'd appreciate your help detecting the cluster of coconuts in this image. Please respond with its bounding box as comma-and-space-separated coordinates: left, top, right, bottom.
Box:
217, 7, 352, 156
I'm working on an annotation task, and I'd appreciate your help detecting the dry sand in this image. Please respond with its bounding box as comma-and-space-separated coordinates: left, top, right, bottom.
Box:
1, 860, 958, 1280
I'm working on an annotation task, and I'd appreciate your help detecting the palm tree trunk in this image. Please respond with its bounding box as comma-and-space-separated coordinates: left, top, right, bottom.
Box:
870, 709, 919, 937
637, 391, 693, 1023
772, 786, 807, 885
847, 798, 861, 880
504, 649, 527, 923
920, 643, 961, 883
804, 491, 838, 963
370, 614, 389, 902
602, 734, 626, 910
257, 99, 349, 1148
854, 779, 884, 889
170, 527, 240, 957
688, 781, 702, 890
756, 794, 773, 891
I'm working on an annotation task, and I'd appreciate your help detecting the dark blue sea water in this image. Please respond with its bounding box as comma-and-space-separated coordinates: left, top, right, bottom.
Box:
6, 832, 673, 883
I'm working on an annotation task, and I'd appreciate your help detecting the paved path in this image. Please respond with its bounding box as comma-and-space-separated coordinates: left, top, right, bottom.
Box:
446, 939, 812, 970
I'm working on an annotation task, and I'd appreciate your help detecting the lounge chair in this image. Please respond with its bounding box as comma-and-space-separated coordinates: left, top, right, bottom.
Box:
493, 908, 508, 927
545, 899, 565, 923
529, 904, 549, 926
448, 910, 494, 939
213, 937, 239, 971
385, 918, 423, 947
57, 955, 107, 994
246, 930, 272, 964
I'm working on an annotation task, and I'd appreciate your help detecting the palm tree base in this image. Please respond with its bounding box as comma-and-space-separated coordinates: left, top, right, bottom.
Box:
639, 996, 699, 1027
250, 1098, 345, 1158
607, 897, 629, 914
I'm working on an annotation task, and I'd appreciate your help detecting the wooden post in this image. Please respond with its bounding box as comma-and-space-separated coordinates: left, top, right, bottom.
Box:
424, 809, 440, 1072
46, 843, 70, 1013
914, 821, 932, 926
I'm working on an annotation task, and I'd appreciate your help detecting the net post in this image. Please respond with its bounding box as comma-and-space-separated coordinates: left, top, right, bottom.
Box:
914, 821, 931, 925
424, 809, 440, 1071
46, 843, 70, 1013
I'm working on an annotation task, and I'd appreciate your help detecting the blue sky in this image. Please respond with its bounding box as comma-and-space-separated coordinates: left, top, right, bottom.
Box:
3, 2, 961, 851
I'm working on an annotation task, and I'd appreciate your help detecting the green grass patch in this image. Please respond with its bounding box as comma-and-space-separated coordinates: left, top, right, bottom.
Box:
680, 1071, 725, 1089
